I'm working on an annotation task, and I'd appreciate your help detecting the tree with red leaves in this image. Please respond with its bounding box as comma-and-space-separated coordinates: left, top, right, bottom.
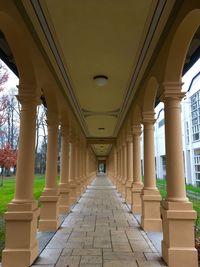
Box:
0, 62, 9, 127
0, 143, 17, 186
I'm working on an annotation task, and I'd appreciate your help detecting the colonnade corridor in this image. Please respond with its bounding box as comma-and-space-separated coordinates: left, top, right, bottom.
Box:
32, 175, 166, 267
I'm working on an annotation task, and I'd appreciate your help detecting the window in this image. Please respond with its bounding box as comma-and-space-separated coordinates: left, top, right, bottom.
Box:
191, 91, 200, 142
186, 122, 189, 144
194, 149, 200, 183
161, 155, 166, 171
158, 119, 165, 128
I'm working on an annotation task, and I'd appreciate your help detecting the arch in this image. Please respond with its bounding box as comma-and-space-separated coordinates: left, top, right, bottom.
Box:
165, 9, 200, 82
0, 10, 36, 86
143, 76, 159, 112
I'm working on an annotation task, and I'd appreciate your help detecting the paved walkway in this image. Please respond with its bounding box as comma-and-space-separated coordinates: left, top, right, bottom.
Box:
32, 175, 167, 267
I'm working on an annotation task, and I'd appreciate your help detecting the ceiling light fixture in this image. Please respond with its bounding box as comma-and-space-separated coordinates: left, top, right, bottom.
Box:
93, 75, 108, 86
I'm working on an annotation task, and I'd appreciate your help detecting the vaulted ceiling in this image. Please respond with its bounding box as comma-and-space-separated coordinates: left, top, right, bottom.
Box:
1, 1, 199, 156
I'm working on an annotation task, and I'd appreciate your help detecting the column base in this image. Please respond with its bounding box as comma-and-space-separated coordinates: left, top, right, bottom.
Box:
116, 178, 121, 193
131, 183, 143, 214
125, 181, 133, 204
59, 192, 70, 214
119, 178, 124, 195
83, 178, 88, 191
141, 188, 162, 232
80, 178, 86, 193
161, 200, 198, 267
121, 180, 126, 198
2, 202, 39, 267
116, 178, 120, 190
69, 182, 77, 204
39, 190, 60, 231
76, 180, 81, 198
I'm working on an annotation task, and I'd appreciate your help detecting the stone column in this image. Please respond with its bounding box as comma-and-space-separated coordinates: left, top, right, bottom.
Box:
79, 140, 84, 194
116, 146, 121, 191
116, 148, 119, 188
161, 83, 197, 267
125, 135, 133, 204
131, 125, 143, 213
75, 136, 81, 197
58, 124, 70, 214
82, 141, 87, 192
69, 134, 77, 204
78, 141, 82, 192
113, 147, 117, 187
85, 146, 89, 185
121, 143, 127, 198
141, 112, 162, 231
118, 144, 123, 194
39, 113, 60, 231
119, 145, 124, 194
2, 87, 40, 267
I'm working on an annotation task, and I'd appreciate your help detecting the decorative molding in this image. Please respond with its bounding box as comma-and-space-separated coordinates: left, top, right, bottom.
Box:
87, 137, 116, 144
82, 108, 119, 118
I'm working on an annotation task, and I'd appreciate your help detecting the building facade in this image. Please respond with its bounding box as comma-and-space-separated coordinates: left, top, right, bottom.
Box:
154, 60, 200, 186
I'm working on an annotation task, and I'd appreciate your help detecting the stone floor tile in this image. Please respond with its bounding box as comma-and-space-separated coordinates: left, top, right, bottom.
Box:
87, 230, 110, 236
144, 252, 162, 261
93, 241, 112, 249
103, 251, 136, 261
103, 248, 113, 253
68, 236, 93, 243
80, 255, 102, 265
55, 255, 81, 267
112, 244, 132, 252
34, 248, 62, 265
61, 248, 73, 256
72, 248, 102, 256
103, 260, 138, 267
46, 236, 70, 249
132, 252, 146, 260
130, 240, 153, 252
65, 242, 85, 248
137, 260, 162, 267
71, 232, 87, 237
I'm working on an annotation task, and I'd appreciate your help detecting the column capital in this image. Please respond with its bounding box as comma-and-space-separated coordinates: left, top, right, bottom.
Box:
142, 111, 155, 124
132, 125, 142, 136
16, 84, 41, 105
161, 82, 185, 101
126, 134, 133, 143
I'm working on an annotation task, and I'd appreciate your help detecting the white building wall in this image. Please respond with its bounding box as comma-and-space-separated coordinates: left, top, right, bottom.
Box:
154, 61, 200, 185
140, 59, 200, 186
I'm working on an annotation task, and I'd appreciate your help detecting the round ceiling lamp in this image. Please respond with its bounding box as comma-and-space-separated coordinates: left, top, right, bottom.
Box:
93, 75, 108, 86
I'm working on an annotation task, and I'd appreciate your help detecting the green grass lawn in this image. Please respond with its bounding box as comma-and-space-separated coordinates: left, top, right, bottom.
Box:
0, 175, 46, 259
0, 175, 45, 214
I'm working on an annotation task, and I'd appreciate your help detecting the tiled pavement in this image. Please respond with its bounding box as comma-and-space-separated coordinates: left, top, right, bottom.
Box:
32, 176, 167, 267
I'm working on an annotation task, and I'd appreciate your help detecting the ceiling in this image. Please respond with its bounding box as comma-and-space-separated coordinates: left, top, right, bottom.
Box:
1, 1, 200, 156
31, 0, 156, 140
